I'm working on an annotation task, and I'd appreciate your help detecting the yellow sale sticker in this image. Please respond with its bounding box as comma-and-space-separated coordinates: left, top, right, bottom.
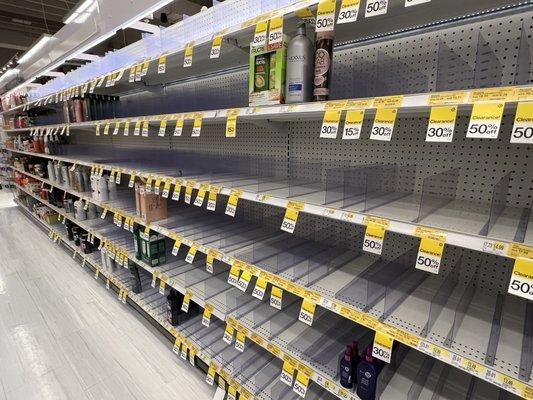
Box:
370, 108, 397, 141
467, 102, 504, 139
426, 106, 457, 142
342, 109, 365, 139
511, 102, 533, 144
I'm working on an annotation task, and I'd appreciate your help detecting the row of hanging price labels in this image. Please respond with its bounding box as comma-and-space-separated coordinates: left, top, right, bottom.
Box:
318, 89, 533, 143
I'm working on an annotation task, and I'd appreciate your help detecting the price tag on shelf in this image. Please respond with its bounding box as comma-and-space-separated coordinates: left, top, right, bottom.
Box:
174, 116, 184, 136
223, 323, 235, 344
210, 34, 223, 59
172, 179, 183, 201
252, 20, 269, 48
280, 360, 296, 386
141, 120, 149, 136
337, 0, 360, 24
191, 113, 202, 137
202, 304, 213, 327
157, 53, 167, 74
298, 299, 316, 326
162, 178, 172, 198
227, 386, 237, 400
426, 106, 457, 142
193, 183, 208, 206
252, 277, 267, 300
405, 0, 431, 6
172, 236, 182, 256
428, 91, 468, 105
181, 291, 192, 312
225, 190, 242, 217
183, 42, 194, 67
158, 119, 167, 136
235, 331, 246, 352
226, 109, 239, 137
342, 109, 364, 139
206, 185, 220, 211
316, 0, 336, 32
511, 102, 533, 144
415, 229, 447, 274
184, 181, 195, 203
508, 257, 533, 301
146, 176, 153, 192
134, 120, 141, 136
470, 87, 516, 103
154, 177, 163, 195
140, 59, 150, 76
95, 123, 101, 136
128, 65, 135, 82
320, 110, 341, 138
363, 217, 389, 255
365, 0, 389, 17
206, 363, 216, 386
373, 331, 394, 363
236, 271, 252, 292
112, 121, 121, 135
293, 371, 310, 398
115, 170, 121, 184
185, 246, 198, 264
281, 201, 305, 233
100, 208, 108, 219
270, 286, 283, 309
206, 250, 218, 273
267, 16, 283, 51
228, 264, 241, 287
467, 102, 504, 139
128, 172, 136, 188
370, 108, 397, 141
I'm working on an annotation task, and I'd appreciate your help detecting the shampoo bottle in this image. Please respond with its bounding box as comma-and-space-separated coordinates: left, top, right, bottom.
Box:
285, 23, 313, 103
339, 345, 354, 389
356, 347, 379, 400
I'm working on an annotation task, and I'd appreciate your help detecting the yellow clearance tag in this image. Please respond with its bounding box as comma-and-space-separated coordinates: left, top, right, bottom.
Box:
508, 257, 533, 301
206, 363, 216, 386
298, 299, 316, 326
363, 217, 390, 255
191, 113, 202, 137
154, 177, 163, 195
252, 20, 269, 48
293, 371, 310, 398
193, 183, 209, 207
225, 191, 241, 217
181, 291, 192, 312
280, 201, 304, 234
223, 323, 235, 344
141, 120, 149, 136
270, 286, 283, 309
370, 108, 397, 141
206, 250, 218, 273
316, 0, 336, 32
227, 265, 241, 287
210, 34, 223, 59
123, 120, 130, 136
171, 236, 182, 256
252, 277, 267, 300
280, 360, 296, 386
202, 304, 213, 327
426, 106, 457, 142
320, 110, 342, 139
134, 120, 141, 135
236, 271, 252, 292
235, 331, 246, 352
206, 185, 220, 211
416, 230, 447, 274
185, 246, 198, 264
343, 109, 365, 139
157, 53, 167, 74
511, 102, 533, 144
373, 331, 394, 363
267, 15, 283, 51
337, 0, 360, 24
226, 109, 239, 137
184, 180, 196, 203
162, 178, 172, 198
95, 123, 101, 136
128, 172, 136, 188
296, 7, 315, 25
183, 42, 193, 67
158, 119, 167, 136
112, 121, 120, 135
174, 116, 184, 136
141, 59, 150, 76
467, 102, 504, 139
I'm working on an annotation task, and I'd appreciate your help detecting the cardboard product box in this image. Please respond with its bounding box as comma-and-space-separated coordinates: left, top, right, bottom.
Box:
248, 35, 288, 106
135, 183, 167, 224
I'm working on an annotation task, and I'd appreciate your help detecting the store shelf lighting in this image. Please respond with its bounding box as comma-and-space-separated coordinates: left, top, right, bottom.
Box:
63, 0, 96, 24
17, 35, 52, 64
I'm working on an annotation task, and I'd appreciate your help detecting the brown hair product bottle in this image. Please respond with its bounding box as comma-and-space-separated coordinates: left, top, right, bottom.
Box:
313, 30, 334, 101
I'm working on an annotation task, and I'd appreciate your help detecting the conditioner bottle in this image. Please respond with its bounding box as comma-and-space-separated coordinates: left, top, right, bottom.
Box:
285, 23, 313, 103
313, 30, 334, 101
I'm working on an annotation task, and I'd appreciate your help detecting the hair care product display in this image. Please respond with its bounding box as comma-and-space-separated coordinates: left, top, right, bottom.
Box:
285, 23, 313, 103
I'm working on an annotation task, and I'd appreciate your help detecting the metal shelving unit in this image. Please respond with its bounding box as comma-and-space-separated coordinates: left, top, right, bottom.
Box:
5, 0, 533, 399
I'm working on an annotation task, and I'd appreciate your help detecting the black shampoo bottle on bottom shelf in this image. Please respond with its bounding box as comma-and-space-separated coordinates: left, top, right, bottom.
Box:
356, 347, 379, 400
340, 345, 355, 388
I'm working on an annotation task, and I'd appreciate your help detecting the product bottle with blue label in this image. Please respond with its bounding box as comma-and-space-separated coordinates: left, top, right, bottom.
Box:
285, 23, 313, 103
339, 345, 354, 388
357, 347, 379, 400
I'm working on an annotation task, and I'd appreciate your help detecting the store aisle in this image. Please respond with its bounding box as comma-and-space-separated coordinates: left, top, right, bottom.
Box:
0, 205, 214, 400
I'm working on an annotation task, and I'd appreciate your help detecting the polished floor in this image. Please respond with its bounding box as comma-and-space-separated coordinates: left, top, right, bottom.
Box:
0, 192, 214, 400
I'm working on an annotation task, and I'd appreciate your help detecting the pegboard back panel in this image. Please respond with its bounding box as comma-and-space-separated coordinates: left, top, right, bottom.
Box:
331, 7, 533, 99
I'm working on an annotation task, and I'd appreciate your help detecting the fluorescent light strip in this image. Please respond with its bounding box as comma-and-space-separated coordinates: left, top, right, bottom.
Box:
64, 0, 95, 24
18, 35, 52, 64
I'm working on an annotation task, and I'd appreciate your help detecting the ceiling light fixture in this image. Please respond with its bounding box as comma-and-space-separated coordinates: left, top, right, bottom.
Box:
63, 0, 95, 24
18, 35, 52, 64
